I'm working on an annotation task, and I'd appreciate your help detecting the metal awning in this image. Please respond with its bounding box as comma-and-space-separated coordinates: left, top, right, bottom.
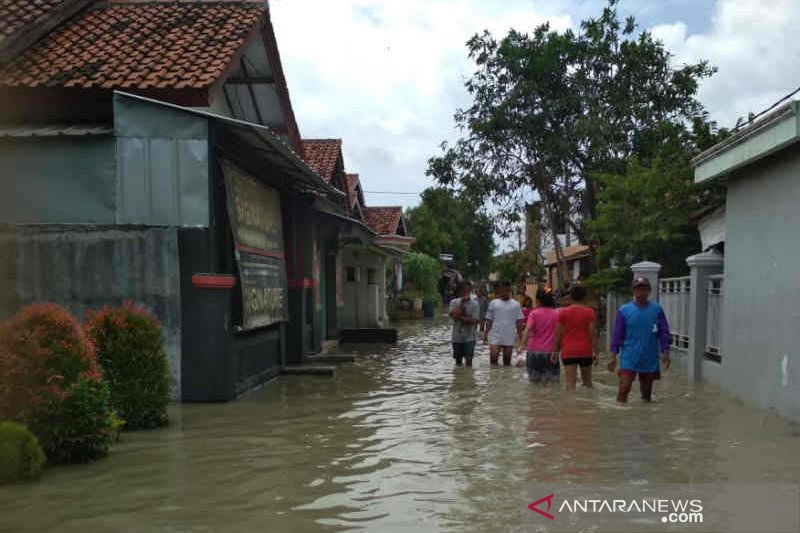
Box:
312, 197, 376, 243
114, 91, 343, 197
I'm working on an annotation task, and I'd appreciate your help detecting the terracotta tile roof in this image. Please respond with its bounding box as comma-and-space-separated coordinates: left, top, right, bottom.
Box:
301, 139, 341, 183
365, 206, 403, 236
544, 244, 591, 266
0, 3, 264, 89
0, 0, 67, 49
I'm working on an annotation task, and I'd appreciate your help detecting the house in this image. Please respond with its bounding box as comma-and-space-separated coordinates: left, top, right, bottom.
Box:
544, 245, 592, 292
339, 202, 412, 335
690, 98, 800, 421
0, 0, 366, 401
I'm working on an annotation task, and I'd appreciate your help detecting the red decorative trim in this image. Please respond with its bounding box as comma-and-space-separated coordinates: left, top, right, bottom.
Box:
192, 274, 237, 289
287, 278, 318, 289
236, 244, 285, 259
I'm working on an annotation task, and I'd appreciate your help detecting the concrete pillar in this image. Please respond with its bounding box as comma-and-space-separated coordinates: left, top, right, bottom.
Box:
606, 291, 620, 352
686, 251, 724, 382
631, 261, 662, 301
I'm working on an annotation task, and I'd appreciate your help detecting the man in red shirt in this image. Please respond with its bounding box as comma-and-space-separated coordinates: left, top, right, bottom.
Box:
554, 285, 598, 390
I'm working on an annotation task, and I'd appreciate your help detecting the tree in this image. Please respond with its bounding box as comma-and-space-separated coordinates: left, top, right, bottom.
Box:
400, 253, 441, 301
491, 249, 543, 289
405, 188, 494, 279
587, 119, 729, 280
427, 0, 715, 283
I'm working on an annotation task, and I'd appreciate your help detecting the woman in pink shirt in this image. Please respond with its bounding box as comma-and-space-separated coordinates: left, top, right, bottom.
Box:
517, 289, 559, 383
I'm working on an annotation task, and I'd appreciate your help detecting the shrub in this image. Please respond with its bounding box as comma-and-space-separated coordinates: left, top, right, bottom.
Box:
0, 421, 45, 484
85, 302, 169, 430
402, 253, 442, 301
0, 303, 116, 463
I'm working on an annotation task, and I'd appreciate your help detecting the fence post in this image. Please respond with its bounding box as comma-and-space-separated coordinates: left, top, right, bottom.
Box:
606, 291, 617, 352
631, 261, 662, 301
686, 251, 724, 382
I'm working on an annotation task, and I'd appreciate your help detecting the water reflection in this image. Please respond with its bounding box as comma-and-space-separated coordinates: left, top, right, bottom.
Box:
0, 320, 797, 532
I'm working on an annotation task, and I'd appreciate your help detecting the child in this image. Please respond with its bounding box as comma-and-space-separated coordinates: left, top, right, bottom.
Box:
608, 277, 671, 402
477, 287, 489, 333
554, 285, 598, 390
521, 296, 534, 322
517, 290, 560, 382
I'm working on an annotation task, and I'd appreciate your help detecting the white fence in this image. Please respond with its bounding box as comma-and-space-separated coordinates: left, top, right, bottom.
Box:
660, 277, 692, 351
705, 275, 724, 362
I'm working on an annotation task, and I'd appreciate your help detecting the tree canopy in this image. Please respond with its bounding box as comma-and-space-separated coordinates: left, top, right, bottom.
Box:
405, 188, 494, 279
427, 0, 718, 284
588, 120, 728, 281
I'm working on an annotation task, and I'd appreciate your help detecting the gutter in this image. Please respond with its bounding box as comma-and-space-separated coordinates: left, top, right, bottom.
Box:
691, 100, 798, 168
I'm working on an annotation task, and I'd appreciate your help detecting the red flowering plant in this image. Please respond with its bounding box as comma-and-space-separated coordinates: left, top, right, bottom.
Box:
0, 303, 120, 463
84, 302, 170, 430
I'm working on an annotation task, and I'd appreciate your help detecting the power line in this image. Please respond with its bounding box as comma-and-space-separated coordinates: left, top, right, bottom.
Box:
732, 85, 800, 132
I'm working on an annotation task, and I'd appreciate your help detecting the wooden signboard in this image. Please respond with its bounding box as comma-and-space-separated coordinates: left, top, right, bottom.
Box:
221, 160, 287, 329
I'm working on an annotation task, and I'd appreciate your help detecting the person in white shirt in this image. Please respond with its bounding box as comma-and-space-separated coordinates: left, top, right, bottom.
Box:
483, 281, 525, 366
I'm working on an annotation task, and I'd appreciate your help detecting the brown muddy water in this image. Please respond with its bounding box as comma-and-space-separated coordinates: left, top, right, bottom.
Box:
1, 319, 798, 532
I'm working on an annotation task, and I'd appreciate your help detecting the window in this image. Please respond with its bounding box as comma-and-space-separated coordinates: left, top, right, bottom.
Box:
346, 267, 359, 282
367, 268, 377, 285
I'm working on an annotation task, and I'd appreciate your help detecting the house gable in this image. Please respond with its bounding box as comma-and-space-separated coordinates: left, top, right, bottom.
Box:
207, 5, 303, 152
0, 0, 304, 148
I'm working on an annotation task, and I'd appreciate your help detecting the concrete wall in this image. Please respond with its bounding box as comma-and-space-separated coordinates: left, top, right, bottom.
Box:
341, 248, 387, 329
721, 145, 800, 421
0, 225, 183, 399
0, 136, 116, 223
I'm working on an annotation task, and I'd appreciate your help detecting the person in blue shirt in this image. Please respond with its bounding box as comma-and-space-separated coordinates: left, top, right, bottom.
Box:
608, 277, 671, 403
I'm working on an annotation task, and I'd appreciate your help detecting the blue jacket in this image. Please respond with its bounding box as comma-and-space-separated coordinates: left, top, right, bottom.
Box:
611, 301, 671, 373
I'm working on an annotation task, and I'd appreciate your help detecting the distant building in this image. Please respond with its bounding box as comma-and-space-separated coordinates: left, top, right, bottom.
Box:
533, 202, 582, 267
544, 245, 592, 292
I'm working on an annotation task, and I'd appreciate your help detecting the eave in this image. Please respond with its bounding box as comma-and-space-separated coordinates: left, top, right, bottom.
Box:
692, 100, 800, 183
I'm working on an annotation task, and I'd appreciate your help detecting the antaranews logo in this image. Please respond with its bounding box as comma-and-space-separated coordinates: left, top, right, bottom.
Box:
528, 493, 703, 524
528, 494, 555, 520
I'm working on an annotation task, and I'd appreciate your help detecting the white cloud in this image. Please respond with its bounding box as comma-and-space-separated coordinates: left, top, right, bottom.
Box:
270, 0, 572, 208
271, 0, 800, 218
651, 0, 800, 128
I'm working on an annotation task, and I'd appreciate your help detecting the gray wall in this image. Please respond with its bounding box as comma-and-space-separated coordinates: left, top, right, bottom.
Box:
0, 137, 116, 223
0, 225, 183, 399
721, 145, 800, 421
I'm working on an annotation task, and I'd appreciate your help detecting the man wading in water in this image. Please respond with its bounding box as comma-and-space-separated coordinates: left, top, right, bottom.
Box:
484, 281, 524, 366
608, 277, 671, 402
449, 281, 480, 367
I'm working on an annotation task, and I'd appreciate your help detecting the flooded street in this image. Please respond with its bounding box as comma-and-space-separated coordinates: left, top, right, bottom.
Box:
2, 319, 799, 532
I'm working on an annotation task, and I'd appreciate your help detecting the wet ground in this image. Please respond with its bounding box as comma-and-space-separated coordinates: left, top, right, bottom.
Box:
1, 319, 798, 532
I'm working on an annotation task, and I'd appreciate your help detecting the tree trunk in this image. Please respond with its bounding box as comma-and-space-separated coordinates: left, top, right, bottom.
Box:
542, 200, 569, 291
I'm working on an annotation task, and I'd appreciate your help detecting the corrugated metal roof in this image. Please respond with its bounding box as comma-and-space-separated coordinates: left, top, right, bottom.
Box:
0, 124, 113, 137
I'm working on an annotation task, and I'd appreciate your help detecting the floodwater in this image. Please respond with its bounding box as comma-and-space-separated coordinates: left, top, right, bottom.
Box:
1, 319, 798, 532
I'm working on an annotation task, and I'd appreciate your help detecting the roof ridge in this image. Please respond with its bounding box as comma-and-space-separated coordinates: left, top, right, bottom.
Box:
303, 138, 342, 143
107, 0, 266, 4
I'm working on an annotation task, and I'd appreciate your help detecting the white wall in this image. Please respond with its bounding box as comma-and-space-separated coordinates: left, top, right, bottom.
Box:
341, 248, 387, 328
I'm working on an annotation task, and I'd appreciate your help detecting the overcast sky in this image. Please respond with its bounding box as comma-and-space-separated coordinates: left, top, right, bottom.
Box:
271, 0, 800, 213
